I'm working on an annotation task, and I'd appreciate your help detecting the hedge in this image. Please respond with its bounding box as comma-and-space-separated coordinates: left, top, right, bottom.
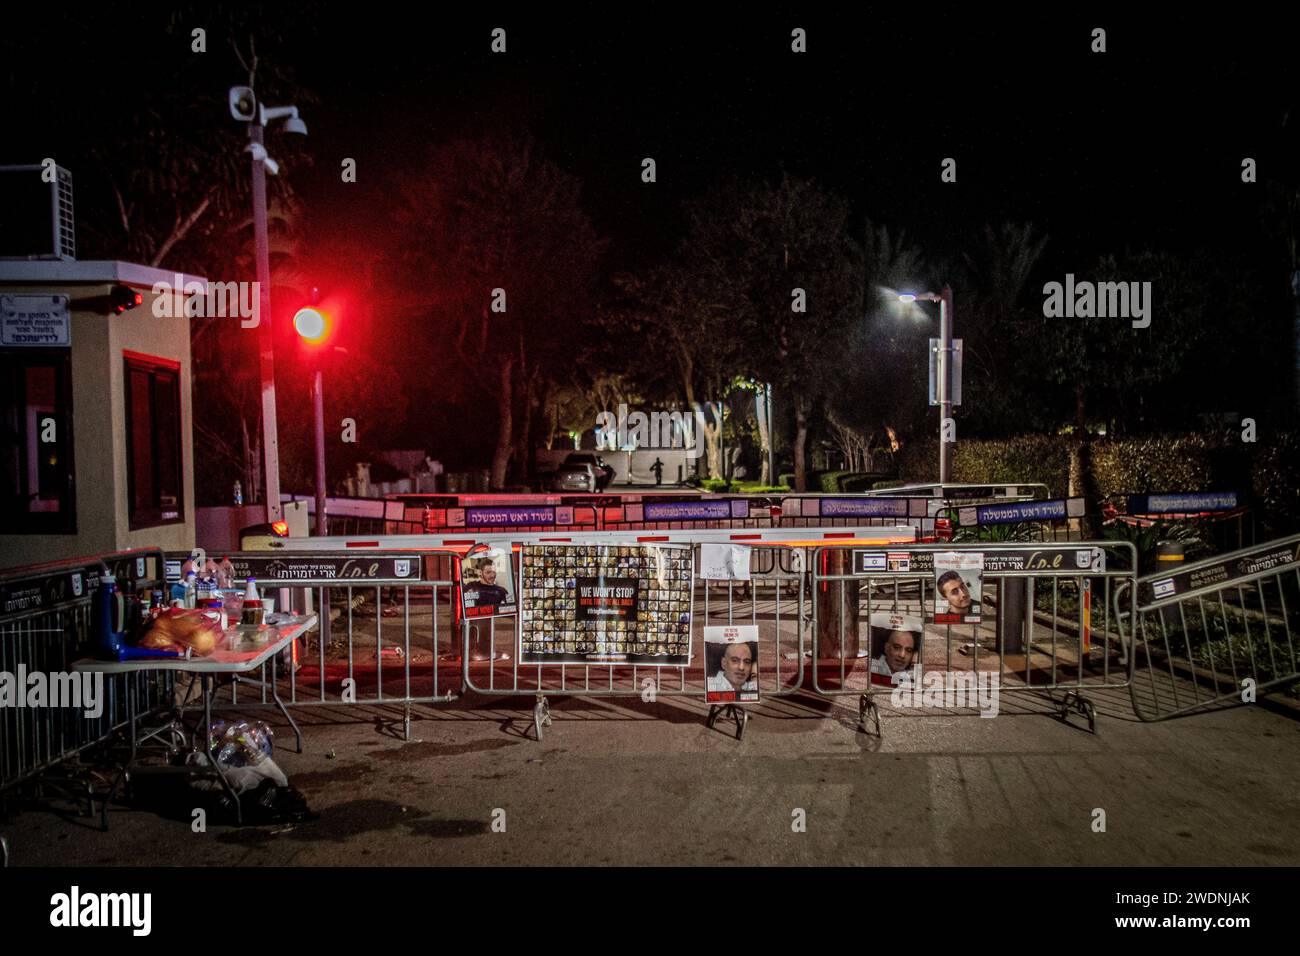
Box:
1251, 431, 1300, 533
899, 430, 1300, 534
900, 435, 1071, 496
769, 471, 901, 493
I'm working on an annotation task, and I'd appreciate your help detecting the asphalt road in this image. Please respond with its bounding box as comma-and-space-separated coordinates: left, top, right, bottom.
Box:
5, 686, 1299, 866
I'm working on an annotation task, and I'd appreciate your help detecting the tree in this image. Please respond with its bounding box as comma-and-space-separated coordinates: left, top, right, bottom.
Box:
823, 219, 931, 470
673, 174, 862, 489
9, 10, 313, 273
952, 223, 1052, 434
603, 267, 739, 479
391, 133, 605, 488
8, 9, 319, 505
1032, 249, 1217, 434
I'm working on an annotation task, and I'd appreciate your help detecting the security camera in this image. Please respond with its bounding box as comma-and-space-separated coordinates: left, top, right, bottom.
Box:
259, 104, 308, 136
244, 142, 280, 175
229, 86, 257, 122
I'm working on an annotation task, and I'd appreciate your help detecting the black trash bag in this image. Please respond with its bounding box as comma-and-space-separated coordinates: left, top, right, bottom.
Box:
216, 779, 318, 825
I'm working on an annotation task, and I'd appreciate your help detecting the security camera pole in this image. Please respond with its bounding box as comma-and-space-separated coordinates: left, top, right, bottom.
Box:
248, 120, 282, 521
231, 89, 308, 521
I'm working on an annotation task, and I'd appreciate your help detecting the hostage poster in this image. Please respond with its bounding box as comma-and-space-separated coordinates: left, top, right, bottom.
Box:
457, 547, 517, 620
519, 543, 693, 665
704, 625, 760, 703
933, 551, 984, 625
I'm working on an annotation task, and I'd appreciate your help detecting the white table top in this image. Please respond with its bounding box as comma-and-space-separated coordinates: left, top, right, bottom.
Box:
73, 615, 318, 674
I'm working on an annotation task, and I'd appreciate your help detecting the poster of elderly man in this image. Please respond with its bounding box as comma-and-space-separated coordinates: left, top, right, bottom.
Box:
705, 625, 760, 703
868, 611, 923, 687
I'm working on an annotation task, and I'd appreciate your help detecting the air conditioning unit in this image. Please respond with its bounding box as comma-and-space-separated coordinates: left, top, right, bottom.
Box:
0, 164, 75, 261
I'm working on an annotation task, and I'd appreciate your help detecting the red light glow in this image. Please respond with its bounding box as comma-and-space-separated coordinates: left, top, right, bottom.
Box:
293, 307, 329, 343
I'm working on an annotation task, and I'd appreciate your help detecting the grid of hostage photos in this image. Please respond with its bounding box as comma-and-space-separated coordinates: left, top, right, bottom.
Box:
520, 544, 693, 665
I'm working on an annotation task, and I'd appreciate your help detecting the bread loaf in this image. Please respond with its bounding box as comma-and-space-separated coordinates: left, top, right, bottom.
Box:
142, 608, 223, 655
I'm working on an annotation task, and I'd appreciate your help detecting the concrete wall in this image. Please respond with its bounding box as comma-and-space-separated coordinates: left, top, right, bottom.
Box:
107, 286, 194, 554
0, 273, 196, 570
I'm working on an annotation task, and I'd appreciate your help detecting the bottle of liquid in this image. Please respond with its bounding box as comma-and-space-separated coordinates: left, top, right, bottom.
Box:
217, 556, 236, 590
233, 480, 244, 506
240, 576, 264, 629
182, 570, 198, 609
93, 573, 126, 659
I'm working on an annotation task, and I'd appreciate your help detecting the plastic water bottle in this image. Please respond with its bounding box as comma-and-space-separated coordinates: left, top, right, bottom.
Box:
233, 480, 243, 506
217, 557, 236, 590
182, 571, 197, 609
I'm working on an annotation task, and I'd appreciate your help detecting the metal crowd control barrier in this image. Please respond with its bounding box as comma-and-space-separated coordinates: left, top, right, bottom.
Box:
810, 540, 1137, 735
260, 526, 914, 740
1109, 493, 1258, 557
460, 542, 810, 738
303, 487, 1054, 538
1117, 534, 1300, 721
1, 549, 172, 804
594, 497, 779, 532
200, 550, 462, 740
779, 484, 1050, 536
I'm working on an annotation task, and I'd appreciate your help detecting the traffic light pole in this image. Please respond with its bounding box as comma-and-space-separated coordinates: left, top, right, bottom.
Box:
312, 367, 327, 536
250, 124, 283, 521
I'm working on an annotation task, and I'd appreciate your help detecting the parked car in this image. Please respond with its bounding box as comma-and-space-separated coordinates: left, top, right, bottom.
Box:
550, 453, 616, 492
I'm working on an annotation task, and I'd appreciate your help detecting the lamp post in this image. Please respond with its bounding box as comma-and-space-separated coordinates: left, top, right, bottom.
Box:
899, 286, 955, 485
229, 86, 308, 521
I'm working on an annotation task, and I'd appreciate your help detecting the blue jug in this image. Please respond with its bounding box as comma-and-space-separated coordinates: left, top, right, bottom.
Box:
93, 573, 126, 659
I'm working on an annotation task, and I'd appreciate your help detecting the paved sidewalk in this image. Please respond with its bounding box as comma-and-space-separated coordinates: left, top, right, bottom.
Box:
5, 688, 1299, 866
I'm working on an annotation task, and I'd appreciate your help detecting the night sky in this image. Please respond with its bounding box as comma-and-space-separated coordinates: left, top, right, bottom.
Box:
4, 5, 1298, 476
8, 7, 1294, 275
281, 9, 1298, 272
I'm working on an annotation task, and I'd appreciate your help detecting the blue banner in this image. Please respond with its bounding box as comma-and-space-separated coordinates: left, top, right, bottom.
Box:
1128, 492, 1240, 515
466, 506, 556, 527
972, 500, 1068, 524
821, 497, 909, 517
643, 500, 733, 521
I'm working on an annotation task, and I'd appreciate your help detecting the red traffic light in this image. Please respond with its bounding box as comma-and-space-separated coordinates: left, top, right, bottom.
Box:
293, 306, 329, 344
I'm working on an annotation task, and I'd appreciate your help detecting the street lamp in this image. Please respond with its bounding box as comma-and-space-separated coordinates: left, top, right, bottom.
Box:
229, 86, 309, 522
898, 286, 955, 485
